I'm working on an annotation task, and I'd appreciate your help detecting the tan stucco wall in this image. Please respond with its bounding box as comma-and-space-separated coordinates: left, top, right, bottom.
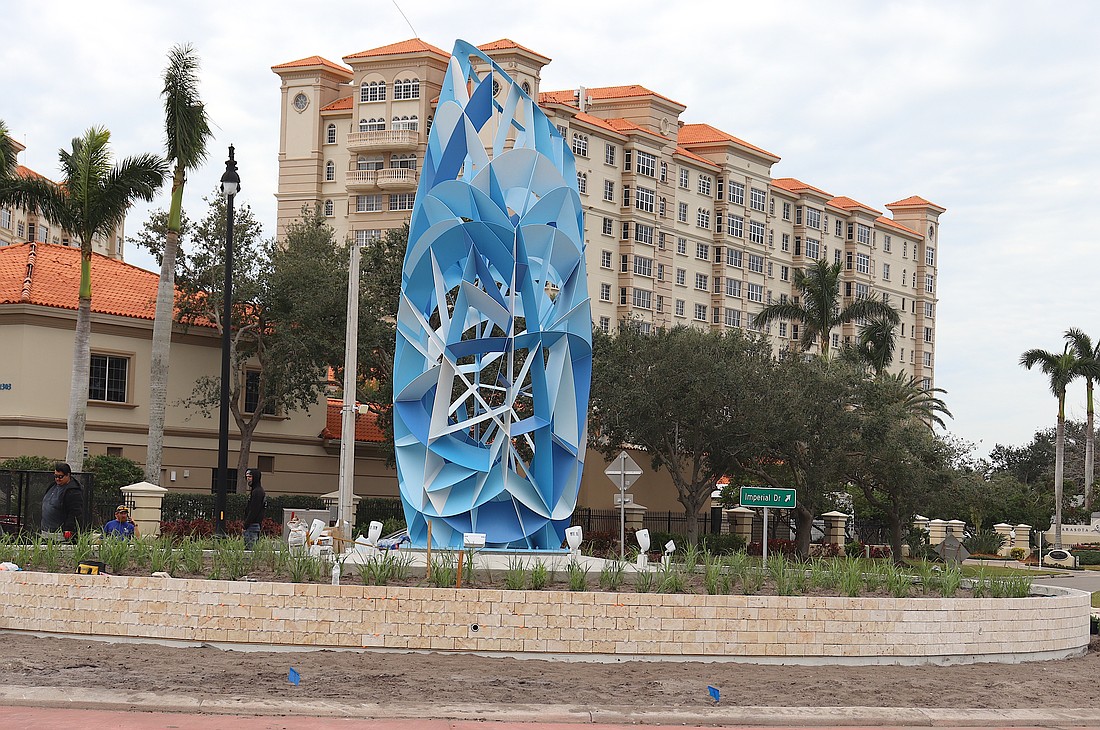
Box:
0, 571, 1088, 665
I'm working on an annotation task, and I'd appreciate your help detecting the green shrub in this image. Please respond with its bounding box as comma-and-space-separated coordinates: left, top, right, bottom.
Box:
1009, 547, 1028, 561
1072, 550, 1100, 566
0, 455, 56, 471
699, 534, 747, 555
963, 529, 1005, 556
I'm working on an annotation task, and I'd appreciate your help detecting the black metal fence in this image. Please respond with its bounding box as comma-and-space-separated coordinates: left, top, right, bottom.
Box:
0, 470, 111, 535
571, 508, 716, 537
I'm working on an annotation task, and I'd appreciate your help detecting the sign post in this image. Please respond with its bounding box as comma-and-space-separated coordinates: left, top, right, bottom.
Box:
739, 486, 797, 562
605, 451, 642, 560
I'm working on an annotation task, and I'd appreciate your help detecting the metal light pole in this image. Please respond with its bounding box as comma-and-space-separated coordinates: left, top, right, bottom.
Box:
337, 243, 364, 535
214, 145, 241, 537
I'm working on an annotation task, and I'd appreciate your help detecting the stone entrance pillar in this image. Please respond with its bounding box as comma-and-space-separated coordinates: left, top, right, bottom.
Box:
928, 519, 947, 545
821, 511, 849, 553
993, 523, 1014, 556
728, 506, 754, 546
120, 481, 168, 538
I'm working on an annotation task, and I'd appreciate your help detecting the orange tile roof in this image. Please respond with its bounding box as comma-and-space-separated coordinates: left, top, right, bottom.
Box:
573, 111, 622, 135
678, 123, 780, 161
539, 90, 576, 106
875, 216, 921, 236
0, 242, 213, 325
771, 177, 832, 198
543, 85, 686, 109
604, 118, 669, 142
270, 55, 352, 77
827, 196, 881, 215
320, 398, 386, 443
478, 39, 551, 62
887, 195, 946, 212
674, 146, 720, 169
344, 38, 449, 61
321, 95, 353, 112
15, 164, 49, 181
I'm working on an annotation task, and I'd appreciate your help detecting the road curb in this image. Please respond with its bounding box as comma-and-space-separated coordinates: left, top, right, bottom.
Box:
4, 685, 1100, 726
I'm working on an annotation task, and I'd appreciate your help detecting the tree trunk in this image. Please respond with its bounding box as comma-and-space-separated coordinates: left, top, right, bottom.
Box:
680, 490, 706, 546
1085, 380, 1094, 513
144, 226, 180, 484
794, 505, 814, 558
1054, 396, 1065, 548
66, 274, 92, 472
888, 510, 905, 564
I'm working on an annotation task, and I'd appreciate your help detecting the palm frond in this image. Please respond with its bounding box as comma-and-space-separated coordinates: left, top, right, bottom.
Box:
163, 43, 212, 170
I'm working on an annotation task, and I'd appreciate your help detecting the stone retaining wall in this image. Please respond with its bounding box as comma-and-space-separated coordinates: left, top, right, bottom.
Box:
0, 571, 1090, 664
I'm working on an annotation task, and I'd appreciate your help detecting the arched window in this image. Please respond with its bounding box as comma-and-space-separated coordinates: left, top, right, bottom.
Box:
391, 153, 417, 170
360, 118, 385, 133
360, 80, 386, 103
325, 160, 335, 182
426, 115, 433, 135
357, 155, 383, 171
576, 172, 587, 194
324, 200, 334, 217
571, 133, 588, 157
392, 115, 418, 131
393, 77, 420, 100
326, 123, 337, 144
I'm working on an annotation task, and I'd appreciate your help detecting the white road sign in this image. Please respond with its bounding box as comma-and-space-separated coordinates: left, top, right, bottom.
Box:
604, 451, 642, 492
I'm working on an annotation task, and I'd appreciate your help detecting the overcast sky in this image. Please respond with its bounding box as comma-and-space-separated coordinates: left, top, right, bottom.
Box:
4, 0, 1097, 459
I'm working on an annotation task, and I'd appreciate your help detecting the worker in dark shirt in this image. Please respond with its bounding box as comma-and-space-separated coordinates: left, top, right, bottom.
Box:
41, 462, 83, 539
243, 467, 266, 550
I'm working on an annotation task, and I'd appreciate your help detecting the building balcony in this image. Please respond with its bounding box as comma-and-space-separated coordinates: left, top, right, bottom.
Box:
377, 168, 418, 190
346, 129, 419, 152
345, 170, 379, 190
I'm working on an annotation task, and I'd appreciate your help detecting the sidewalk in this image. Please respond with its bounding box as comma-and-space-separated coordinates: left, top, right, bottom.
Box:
5, 685, 1100, 727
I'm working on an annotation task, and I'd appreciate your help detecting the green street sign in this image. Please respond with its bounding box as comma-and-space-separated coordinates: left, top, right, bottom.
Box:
739, 486, 797, 509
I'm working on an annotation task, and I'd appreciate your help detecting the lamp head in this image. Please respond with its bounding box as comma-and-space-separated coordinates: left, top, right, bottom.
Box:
220, 144, 241, 198
664, 540, 676, 555
463, 532, 486, 549
565, 525, 583, 551
366, 520, 383, 545
636, 528, 650, 553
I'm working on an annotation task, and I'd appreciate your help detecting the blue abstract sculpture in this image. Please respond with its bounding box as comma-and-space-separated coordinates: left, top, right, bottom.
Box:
393, 40, 592, 550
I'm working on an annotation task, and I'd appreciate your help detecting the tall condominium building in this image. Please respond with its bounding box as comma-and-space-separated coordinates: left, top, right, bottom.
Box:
272, 38, 944, 387
0, 136, 126, 258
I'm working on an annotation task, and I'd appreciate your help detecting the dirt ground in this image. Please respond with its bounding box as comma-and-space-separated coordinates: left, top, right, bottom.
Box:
1, 633, 1098, 710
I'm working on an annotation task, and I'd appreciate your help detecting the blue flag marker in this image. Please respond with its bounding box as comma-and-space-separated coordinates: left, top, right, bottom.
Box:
707, 685, 720, 704
288, 667, 301, 686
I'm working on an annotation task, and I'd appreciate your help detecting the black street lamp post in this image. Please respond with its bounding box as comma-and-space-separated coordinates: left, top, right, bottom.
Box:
214, 145, 241, 537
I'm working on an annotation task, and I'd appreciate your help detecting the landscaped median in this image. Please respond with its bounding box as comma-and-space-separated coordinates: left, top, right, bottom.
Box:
0, 570, 1090, 665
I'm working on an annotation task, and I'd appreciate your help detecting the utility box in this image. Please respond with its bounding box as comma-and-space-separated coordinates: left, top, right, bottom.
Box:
282, 508, 335, 542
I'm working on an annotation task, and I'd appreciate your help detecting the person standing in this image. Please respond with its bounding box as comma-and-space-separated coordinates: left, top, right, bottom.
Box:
41, 463, 83, 539
243, 467, 266, 550
104, 505, 139, 539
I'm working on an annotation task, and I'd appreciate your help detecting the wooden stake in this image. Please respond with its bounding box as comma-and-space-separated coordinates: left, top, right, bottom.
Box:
425, 520, 432, 581
456, 551, 464, 589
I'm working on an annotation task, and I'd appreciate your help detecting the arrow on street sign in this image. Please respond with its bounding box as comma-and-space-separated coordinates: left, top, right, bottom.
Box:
605, 451, 642, 493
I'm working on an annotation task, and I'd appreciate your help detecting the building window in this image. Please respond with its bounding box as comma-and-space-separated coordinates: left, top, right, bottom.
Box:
698, 174, 712, 197
729, 182, 745, 206
358, 154, 383, 171
676, 238, 687, 255
360, 80, 386, 102
924, 326, 933, 343
324, 200, 334, 217
601, 250, 613, 269
883, 235, 892, 253
747, 254, 764, 274
571, 133, 588, 157
633, 255, 653, 277
244, 371, 278, 415
675, 268, 686, 286
749, 221, 765, 245
656, 263, 665, 281
923, 351, 933, 367
805, 238, 820, 260
0, 209, 9, 229
659, 197, 667, 217
782, 202, 791, 221
603, 179, 614, 202
635, 187, 655, 213
857, 223, 872, 245
781, 233, 790, 252
882, 262, 890, 280
602, 218, 613, 236
675, 299, 686, 317
577, 172, 587, 194
780, 265, 789, 282
17, 221, 25, 239
746, 283, 764, 303
925, 273, 934, 293
326, 123, 337, 144
679, 168, 689, 189
621, 254, 629, 273
750, 188, 766, 211
556, 124, 567, 138
621, 222, 630, 240
619, 287, 628, 305
694, 303, 707, 321
356, 194, 384, 212
856, 252, 870, 274
632, 288, 652, 310
677, 202, 688, 223
599, 316, 610, 332
391, 153, 417, 170
805, 208, 821, 230
89, 354, 128, 403
779, 322, 788, 338
393, 77, 420, 100
834, 248, 842, 265
925, 301, 934, 318
659, 162, 668, 183
636, 151, 656, 177
600, 283, 611, 301
855, 282, 869, 299
391, 115, 419, 131
354, 229, 381, 245
725, 278, 742, 297
389, 193, 415, 211
604, 144, 616, 165
726, 248, 743, 268
694, 272, 709, 291
696, 208, 711, 230
622, 186, 631, 207
725, 308, 741, 327
624, 150, 632, 171
727, 215, 744, 238
694, 242, 708, 261
325, 161, 335, 181
926, 246, 935, 267
634, 223, 653, 246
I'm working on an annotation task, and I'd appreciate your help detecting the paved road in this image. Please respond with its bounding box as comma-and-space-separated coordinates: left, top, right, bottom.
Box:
1033, 569, 1100, 595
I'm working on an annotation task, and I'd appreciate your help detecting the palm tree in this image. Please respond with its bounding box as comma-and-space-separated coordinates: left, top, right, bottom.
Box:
849, 317, 898, 376
752, 258, 899, 358
873, 372, 952, 429
1021, 344, 1080, 548
0, 119, 17, 178
145, 44, 213, 484
1065, 328, 1100, 513
3, 128, 165, 471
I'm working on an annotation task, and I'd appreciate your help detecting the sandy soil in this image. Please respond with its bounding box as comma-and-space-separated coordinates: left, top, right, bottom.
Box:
1, 633, 1098, 710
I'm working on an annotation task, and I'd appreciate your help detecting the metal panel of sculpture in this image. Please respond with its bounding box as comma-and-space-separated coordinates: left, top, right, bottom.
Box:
393, 40, 592, 549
